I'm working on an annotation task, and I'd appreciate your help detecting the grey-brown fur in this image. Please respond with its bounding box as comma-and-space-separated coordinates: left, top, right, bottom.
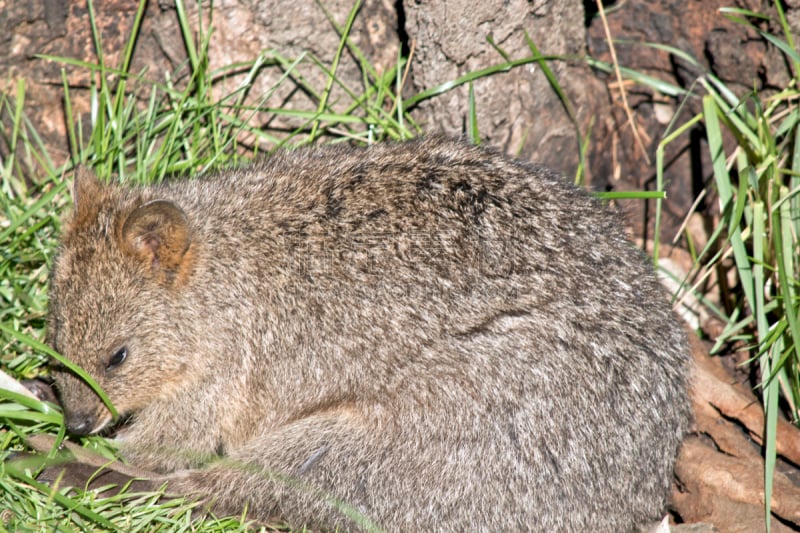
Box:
48, 137, 690, 531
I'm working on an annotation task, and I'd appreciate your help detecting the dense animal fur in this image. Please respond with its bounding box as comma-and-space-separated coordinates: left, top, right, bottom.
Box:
48, 137, 690, 531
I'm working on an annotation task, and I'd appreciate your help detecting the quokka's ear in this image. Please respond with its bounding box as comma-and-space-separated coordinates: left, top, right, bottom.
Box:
120, 199, 192, 275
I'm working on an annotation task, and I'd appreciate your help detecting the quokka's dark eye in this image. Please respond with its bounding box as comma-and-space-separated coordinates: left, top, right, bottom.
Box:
107, 347, 128, 371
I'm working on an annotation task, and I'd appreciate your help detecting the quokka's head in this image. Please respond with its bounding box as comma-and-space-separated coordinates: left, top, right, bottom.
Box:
48, 168, 197, 436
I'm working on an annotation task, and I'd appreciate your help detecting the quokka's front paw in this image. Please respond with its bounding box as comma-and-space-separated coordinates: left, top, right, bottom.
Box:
36, 459, 160, 495
8, 433, 164, 497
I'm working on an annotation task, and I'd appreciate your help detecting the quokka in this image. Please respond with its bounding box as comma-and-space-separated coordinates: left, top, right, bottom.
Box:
47, 137, 691, 531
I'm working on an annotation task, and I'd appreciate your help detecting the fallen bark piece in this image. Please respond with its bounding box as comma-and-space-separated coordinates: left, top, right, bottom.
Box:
674, 435, 800, 530
689, 334, 800, 465
671, 332, 800, 531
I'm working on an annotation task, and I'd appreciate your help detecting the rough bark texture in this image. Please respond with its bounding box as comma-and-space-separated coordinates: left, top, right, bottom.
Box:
403, 0, 609, 183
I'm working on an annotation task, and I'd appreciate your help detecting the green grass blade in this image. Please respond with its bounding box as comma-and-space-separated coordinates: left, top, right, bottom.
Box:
523, 31, 586, 185
594, 191, 666, 200
174, 0, 199, 74
703, 94, 756, 308
468, 82, 480, 145
404, 55, 549, 109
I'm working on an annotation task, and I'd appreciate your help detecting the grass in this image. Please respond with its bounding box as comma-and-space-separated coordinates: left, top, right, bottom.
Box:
0, 0, 690, 531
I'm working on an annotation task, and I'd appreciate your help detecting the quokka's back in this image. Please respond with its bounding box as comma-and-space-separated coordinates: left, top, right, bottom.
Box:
48, 137, 691, 531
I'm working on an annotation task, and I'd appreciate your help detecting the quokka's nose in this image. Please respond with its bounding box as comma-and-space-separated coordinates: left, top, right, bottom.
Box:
65, 412, 97, 436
